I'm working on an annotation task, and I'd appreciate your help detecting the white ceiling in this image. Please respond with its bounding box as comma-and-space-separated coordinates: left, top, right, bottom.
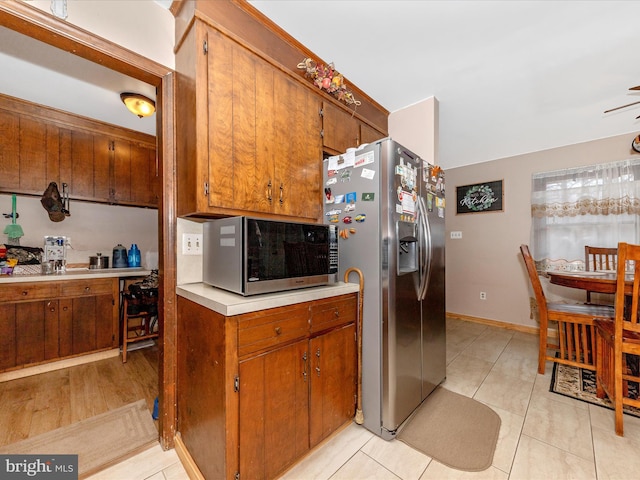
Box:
3, 1, 640, 170
248, 0, 640, 169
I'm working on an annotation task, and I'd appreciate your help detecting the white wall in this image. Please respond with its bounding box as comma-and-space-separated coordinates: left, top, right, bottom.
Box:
1, 193, 158, 269
445, 132, 640, 329
176, 218, 204, 285
26, 0, 175, 68
387, 95, 640, 330
388, 97, 439, 164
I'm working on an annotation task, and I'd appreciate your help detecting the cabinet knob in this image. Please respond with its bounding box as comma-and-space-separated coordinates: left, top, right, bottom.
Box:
334, 309, 339, 317
85, 286, 90, 292
21, 291, 28, 296
274, 326, 282, 336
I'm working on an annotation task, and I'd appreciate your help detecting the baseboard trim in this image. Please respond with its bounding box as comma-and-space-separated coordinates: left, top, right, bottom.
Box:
0, 349, 120, 383
174, 432, 205, 480
446, 312, 539, 336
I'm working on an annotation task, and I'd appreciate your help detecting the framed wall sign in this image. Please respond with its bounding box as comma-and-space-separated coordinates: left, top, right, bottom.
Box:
456, 180, 504, 214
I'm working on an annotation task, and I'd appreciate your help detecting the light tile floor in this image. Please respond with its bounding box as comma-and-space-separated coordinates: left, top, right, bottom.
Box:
91, 317, 640, 479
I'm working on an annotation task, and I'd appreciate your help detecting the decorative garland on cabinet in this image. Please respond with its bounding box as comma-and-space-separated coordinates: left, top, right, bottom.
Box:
297, 57, 361, 107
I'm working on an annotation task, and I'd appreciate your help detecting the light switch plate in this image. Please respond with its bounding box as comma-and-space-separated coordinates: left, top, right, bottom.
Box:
182, 233, 203, 255
450, 231, 462, 239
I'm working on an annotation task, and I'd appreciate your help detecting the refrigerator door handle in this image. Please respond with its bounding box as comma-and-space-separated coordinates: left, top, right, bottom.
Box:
418, 196, 432, 301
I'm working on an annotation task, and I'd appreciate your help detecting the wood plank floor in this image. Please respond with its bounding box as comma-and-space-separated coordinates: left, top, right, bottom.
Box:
0, 345, 158, 448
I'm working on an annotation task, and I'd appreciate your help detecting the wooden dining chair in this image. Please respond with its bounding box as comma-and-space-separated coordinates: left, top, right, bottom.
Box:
585, 246, 618, 303
594, 242, 640, 436
520, 245, 614, 374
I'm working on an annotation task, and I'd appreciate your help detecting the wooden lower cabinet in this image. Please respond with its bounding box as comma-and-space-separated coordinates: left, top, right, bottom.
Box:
0, 278, 118, 371
177, 293, 357, 480
309, 323, 357, 447
239, 339, 310, 479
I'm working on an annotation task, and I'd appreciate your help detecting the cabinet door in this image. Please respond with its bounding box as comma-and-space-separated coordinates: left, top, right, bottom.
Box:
69, 294, 114, 355
129, 142, 158, 207
0, 109, 19, 190
17, 116, 50, 193
272, 71, 322, 219
239, 339, 309, 480
206, 27, 259, 212
94, 293, 115, 349
360, 122, 386, 146
309, 323, 357, 447
93, 134, 113, 203
0, 304, 16, 370
322, 101, 360, 153
58, 298, 73, 358
44, 300, 60, 360
60, 128, 94, 200
206, 27, 235, 210
111, 138, 131, 204
15, 301, 46, 366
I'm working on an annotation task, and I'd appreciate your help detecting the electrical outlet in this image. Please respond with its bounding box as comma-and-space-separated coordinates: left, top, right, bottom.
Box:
182, 233, 203, 255
450, 231, 462, 239
480, 292, 487, 300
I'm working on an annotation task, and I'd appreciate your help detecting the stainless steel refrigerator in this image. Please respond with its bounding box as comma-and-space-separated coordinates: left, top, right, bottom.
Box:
323, 137, 446, 440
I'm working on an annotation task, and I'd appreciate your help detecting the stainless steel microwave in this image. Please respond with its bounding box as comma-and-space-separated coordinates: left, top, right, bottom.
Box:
203, 216, 338, 296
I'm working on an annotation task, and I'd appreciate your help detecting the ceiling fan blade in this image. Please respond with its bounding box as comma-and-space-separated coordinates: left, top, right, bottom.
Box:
604, 100, 640, 114
630, 86, 640, 90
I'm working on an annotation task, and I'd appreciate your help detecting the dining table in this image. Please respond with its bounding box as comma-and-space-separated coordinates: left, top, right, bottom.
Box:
547, 270, 633, 295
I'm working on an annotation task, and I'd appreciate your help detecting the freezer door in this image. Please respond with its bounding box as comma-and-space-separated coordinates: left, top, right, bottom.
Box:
381, 142, 423, 436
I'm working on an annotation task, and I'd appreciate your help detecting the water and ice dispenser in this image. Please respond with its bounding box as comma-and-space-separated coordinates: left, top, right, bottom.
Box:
397, 221, 418, 275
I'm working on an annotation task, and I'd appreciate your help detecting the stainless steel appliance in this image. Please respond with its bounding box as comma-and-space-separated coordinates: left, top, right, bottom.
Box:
203, 216, 338, 296
43, 235, 68, 273
323, 138, 446, 440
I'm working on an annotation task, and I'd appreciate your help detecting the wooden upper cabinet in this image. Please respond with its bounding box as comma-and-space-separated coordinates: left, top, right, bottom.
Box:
272, 71, 323, 219
0, 110, 19, 190
177, 22, 322, 220
0, 93, 157, 208
129, 142, 158, 207
322, 101, 387, 154
360, 122, 387, 146
322, 101, 360, 153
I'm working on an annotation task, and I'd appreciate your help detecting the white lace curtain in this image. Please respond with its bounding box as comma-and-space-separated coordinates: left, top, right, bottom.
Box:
530, 158, 640, 270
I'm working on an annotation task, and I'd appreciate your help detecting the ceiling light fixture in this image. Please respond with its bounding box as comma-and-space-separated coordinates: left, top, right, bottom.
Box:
120, 92, 156, 118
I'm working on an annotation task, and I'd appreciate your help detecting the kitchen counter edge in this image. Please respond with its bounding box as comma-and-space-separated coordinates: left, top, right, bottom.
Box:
177, 282, 361, 317
0, 268, 152, 283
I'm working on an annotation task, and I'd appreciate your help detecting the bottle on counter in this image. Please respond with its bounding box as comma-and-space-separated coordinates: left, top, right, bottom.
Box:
113, 244, 128, 268
128, 244, 141, 268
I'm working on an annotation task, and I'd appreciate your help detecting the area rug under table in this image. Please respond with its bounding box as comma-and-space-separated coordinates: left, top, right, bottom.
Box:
550, 362, 640, 417
397, 386, 501, 471
0, 399, 158, 478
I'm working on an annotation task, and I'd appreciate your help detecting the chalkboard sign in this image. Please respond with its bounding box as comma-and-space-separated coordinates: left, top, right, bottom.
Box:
456, 180, 504, 214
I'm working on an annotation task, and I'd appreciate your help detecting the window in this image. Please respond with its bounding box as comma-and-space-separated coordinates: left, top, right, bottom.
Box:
530, 158, 640, 269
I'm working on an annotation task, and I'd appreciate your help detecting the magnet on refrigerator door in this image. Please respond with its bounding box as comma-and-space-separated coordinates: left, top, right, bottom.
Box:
362, 193, 375, 201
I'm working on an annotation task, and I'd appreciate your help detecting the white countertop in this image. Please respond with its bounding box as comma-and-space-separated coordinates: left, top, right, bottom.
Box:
0, 267, 151, 284
177, 282, 361, 316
